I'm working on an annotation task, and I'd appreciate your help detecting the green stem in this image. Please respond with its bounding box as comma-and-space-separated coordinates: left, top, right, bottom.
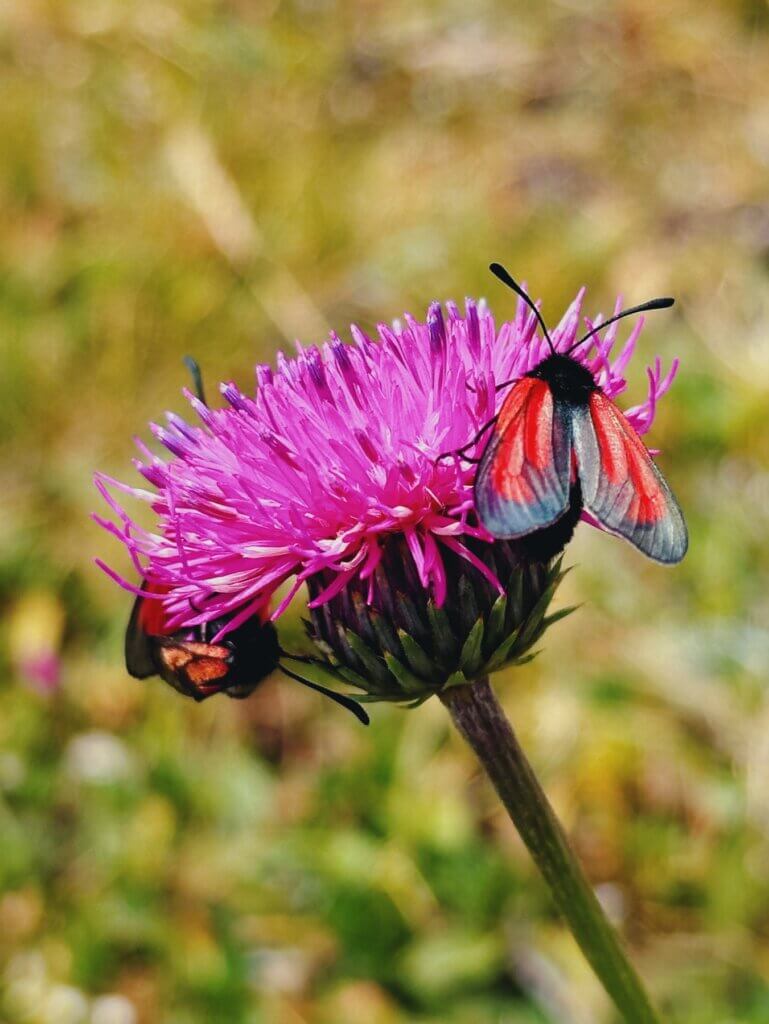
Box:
440, 677, 662, 1024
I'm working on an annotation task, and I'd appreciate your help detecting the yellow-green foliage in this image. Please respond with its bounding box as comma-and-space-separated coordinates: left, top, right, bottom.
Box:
1, 2, 768, 1021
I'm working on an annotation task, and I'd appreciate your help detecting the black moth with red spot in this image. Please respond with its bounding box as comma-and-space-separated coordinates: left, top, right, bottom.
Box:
120, 358, 369, 721
125, 581, 280, 702
125, 579, 369, 723
122, 358, 368, 723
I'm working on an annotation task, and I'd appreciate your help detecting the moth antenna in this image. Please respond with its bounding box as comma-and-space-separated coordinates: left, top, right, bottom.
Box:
279, 664, 370, 725
183, 355, 207, 406
563, 297, 675, 357
489, 262, 556, 355
278, 648, 321, 665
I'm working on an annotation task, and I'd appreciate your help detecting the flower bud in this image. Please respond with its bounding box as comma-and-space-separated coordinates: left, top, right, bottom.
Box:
305, 535, 572, 704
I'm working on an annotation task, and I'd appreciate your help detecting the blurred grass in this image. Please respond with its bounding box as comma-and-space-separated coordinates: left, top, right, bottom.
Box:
1, 0, 769, 1021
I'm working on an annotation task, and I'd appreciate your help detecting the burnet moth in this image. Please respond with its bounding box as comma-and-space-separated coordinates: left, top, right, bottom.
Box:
462, 264, 688, 564
124, 357, 369, 724
125, 578, 280, 701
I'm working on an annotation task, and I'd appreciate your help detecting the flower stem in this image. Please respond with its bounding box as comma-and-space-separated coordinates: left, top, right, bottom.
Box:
440, 677, 662, 1024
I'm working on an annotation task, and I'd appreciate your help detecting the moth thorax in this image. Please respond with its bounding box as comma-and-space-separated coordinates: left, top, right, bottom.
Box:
527, 354, 597, 403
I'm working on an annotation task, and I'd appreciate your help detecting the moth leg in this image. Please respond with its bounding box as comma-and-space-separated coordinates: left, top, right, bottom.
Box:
435, 415, 499, 464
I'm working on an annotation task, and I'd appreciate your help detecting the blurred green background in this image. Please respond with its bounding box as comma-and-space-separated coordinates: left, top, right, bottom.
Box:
1, 1, 768, 1021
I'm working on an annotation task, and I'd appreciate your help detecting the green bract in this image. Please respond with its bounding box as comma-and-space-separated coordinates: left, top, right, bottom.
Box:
305, 538, 575, 706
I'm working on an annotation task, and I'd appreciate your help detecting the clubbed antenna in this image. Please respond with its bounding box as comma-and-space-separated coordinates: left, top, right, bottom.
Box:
564, 297, 675, 356
183, 355, 207, 406
279, 659, 370, 725
489, 262, 556, 355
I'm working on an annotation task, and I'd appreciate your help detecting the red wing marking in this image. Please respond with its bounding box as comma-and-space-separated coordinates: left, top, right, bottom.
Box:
589, 392, 666, 524
176, 641, 231, 660
492, 379, 555, 500
158, 640, 232, 692
475, 377, 571, 539
159, 645, 193, 672
137, 582, 172, 636
185, 658, 231, 685
571, 391, 688, 564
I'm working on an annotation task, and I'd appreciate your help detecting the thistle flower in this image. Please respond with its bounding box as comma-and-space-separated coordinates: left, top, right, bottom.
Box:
95, 289, 677, 703
95, 279, 682, 1022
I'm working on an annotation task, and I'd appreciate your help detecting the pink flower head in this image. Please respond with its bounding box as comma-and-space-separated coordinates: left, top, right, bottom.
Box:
95, 290, 678, 638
